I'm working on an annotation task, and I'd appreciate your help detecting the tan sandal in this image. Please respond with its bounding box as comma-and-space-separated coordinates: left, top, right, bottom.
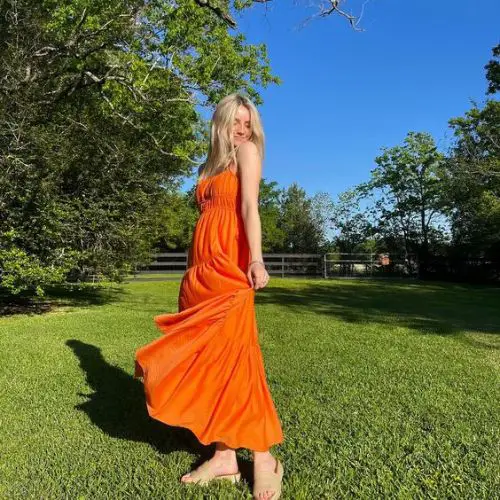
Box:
181, 460, 241, 486
253, 457, 284, 499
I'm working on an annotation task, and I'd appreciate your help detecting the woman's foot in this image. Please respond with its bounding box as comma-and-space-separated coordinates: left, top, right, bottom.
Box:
181, 446, 239, 484
253, 451, 283, 499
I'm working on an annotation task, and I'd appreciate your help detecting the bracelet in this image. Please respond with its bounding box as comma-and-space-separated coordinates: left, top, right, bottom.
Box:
249, 259, 265, 267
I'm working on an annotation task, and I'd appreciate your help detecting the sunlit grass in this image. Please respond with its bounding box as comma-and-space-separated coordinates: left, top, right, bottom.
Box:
1, 278, 498, 498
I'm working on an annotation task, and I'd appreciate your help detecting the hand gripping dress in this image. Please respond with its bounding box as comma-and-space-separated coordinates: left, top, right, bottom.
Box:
134, 166, 284, 452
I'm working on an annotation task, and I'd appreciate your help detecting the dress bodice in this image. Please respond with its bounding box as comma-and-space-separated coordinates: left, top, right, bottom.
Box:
196, 167, 240, 214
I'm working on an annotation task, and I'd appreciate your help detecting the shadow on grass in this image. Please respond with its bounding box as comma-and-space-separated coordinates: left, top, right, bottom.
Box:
256, 279, 500, 342
65, 339, 255, 483
0, 283, 127, 316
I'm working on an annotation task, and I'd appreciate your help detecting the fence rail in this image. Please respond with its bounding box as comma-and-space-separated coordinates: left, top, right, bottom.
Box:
133, 252, 412, 279
83, 253, 499, 283
76, 252, 500, 283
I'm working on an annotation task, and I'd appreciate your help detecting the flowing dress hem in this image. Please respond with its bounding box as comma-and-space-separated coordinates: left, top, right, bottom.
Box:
146, 409, 284, 451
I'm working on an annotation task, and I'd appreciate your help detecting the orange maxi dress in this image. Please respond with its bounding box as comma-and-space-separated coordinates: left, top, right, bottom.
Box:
134, 166, 284, 452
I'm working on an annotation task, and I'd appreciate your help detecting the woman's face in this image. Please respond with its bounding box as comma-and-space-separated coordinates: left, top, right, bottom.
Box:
232, 105, 252, 147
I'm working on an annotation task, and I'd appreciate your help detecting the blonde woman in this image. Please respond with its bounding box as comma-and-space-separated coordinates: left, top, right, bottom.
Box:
135, 93, 284, 499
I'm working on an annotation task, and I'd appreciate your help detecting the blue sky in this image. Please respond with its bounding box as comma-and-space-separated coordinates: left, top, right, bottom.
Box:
184, 0, 499, 200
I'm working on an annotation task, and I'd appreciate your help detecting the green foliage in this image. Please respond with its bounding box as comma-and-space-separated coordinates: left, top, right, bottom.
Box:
152, 188, 199, 251
0, 0, 280, 297
485, 43, 500, 95
329, 189, 372, 253
153, 0, 281, 106
357, 132, 447, 267
0, 230, 78, 297
445, 99, 500, 257
259, 179, 287, 252
440, 43, 500, 259
278, 183, 327, 253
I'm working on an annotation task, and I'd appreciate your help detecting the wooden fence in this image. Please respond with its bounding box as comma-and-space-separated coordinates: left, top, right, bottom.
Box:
136, 252, 411, 279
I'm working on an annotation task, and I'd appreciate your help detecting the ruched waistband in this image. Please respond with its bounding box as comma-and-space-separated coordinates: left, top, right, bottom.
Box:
200, 196, 236, 212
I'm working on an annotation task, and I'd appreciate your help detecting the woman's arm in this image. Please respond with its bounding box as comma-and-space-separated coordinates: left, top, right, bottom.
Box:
236, 141, 263, 264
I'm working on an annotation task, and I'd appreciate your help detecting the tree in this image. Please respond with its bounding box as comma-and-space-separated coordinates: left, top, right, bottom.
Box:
278, 183, 327, 253
309, 191, 337, 251
0, 0, 368, 298
258, 179, 287, 252
329, 189, 372, 253
443, 44, 500, 259
358, 132, 447, 276
485, 43, 500, 95
151, 188, 199, 252
0, 0, 280, 297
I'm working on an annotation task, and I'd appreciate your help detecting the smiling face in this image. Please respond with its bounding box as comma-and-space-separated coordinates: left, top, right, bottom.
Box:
206, 95, 263, 175
232, 105, 252, 147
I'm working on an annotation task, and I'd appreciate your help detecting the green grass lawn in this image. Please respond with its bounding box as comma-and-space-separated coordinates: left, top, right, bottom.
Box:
1, 278, 499, 499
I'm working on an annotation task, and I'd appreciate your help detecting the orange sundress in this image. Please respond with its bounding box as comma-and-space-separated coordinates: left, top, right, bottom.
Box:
134, 165, 284, 451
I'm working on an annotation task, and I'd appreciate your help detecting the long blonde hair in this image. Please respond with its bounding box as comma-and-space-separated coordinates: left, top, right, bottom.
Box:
199, 93, 265, 180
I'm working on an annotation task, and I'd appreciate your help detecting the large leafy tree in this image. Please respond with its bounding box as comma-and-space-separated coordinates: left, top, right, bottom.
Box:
0, 0, 279, 296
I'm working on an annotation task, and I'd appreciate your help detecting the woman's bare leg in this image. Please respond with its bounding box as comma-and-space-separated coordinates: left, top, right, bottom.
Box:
181, 442, 239, 483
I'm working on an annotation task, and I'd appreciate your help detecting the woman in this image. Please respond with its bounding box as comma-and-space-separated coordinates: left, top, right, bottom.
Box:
134, 93, 284, 500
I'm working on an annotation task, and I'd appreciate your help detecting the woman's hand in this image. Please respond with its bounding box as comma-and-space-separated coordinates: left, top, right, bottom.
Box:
247, 261, 269, 290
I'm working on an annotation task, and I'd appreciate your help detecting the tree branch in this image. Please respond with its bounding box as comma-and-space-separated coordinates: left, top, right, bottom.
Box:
193, 0, 237, 29
100, 91, 202, 164
318, 0, 370, 31
193, 0, 368, 31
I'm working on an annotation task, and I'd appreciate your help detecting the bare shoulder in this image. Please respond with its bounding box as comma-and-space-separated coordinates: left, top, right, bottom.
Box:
236, 140, 260, 160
